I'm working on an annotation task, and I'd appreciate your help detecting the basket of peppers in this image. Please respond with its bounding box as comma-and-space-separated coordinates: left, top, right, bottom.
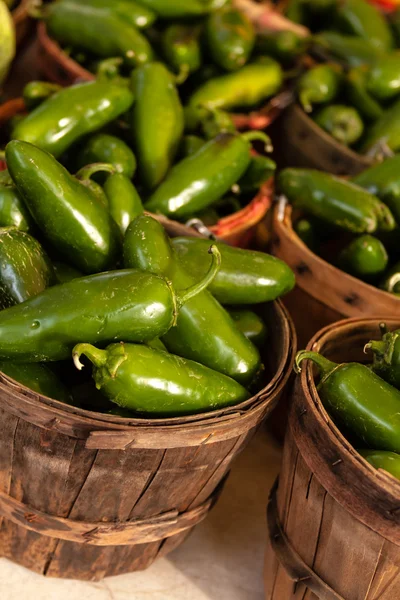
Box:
265, 316, 400, 600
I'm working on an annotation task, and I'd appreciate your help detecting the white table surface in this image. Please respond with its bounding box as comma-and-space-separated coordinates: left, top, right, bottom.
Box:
0, 429, 282, 600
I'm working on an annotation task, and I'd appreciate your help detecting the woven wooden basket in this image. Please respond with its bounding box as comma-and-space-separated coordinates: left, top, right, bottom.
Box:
264, 316, 400, 600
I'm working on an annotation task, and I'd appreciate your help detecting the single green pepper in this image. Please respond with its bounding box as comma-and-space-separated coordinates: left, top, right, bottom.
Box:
161, 24, 202, 82
0, 228, 55, 309
314, 104, 364, 146
278, 168, 396, 233
172, 236, 295, 304
6, 141, 121, 274
71, 0, 157, 29
188, 59, 283, 111
295, 350, 400, 453
124, 215, 261, 385
178, 135, 206, 158
53, 261, 82, 284
366, 54, 400, 102
0, 184, 34, 232
333, 0, 393, 52
0, 252, 220, 362
73, 342, 249, 416
205, 7, 255, 72
0, 362, 73, 404
365, 326, 400, 388
237, 155, 276, 193
22, 81, 62, 110
44, 0, 154, 68
313, 32, 382, 67
353, 155, 400, 225
228, 309, 267, 348
74, 163, 114, 209
145, 131, 267, 219
294, 218, 320, 252
199, 107, 236, 139
297, 64, 342, 113
361, 97, 400, 157
358, 449, 400, 480
130, 0, 229, 18
380, 261, 400, 294
75, 133, 136, 179
12, 80, 134, 158
338, 234, 388, 282
345, 67, 384, 122
255, 30, 308, 65
103, 173, 143, 235
131, 62, 184, 191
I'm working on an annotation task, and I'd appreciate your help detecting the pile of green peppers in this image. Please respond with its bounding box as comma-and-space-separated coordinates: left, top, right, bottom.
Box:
295, 322, 400, 481
278, 163, 400, 294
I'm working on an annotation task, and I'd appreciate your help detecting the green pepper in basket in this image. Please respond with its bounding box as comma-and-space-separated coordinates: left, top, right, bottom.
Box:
314, 105, 364, 146
380, 261, 400, 295
361, 98, 400, 157
353, 155, 400, 225
332, 0, 394, 52
255, 30, 308, 65
365, 327, 400, 389
161, 24, 202, 83
103, 173, 143, 235
237, 155, 276, 193
205, 6, 255, 72
0, 362, 74, 405
297, 64, 342, 113
358, 449, 400, 480
313, 32, 382, 67
338, 234, 388, 282
75, 133, 136, 180
131, 0, 229, 18
72, 0, 157, 29
345, 67, 383, 123
295, 350, 400, 453
366, 54, 400, 102
53, 262, 82, 284
228, 309, 267, 348
22, 81, 62, 110
178, 135, 206, 158
0, 184, 34, 232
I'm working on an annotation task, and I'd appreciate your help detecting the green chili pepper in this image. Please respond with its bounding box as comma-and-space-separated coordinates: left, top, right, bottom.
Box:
22, 81, 62, 110
366, 54, 400, 102
365, 327, 400, 388
12, 80, 134, 159
53, 261, 82, 284
256, 30, 308, 65
205, 7, 255, 72
0, 228, 55, 309
172, 236, 295, 304
358, 449, 400, 480
75, 133, 136, 180
314, 104, 364, 146
278, 168, 396, 233
361, 97, 400, 157
345, 67, 384, 122
43, 0, 154, 68
380, 261, 400, 294
294, 218, 320, 252
0, 362, 74, 404
0, 184, 34, 232
295, 350, 400, 453
145, 337, 167, 352
237, 155, 276, 193
131, 62, 184, 191
130, 0, 229, 19
353, 155, 400, 225
6, 141, 121, 274
162, 24, 202, 83
333, 0, 393, 52
199, 107, 237, 139
72, 0, 157, 29
178, 135, 206, 158
313, 32, 382, 67
188, 59, 283, 111
297, 64, 342, 113
74, 163, 114, 209
228, 309, 267, 348
338, 234, 388, 282
73, 341, 248, 416
103, 173, 143, 235
145, 131, 269, 219
0, 248, 220, 362
124, 215, 261, 385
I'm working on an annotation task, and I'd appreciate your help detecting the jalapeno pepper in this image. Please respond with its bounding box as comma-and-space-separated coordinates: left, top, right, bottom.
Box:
237, 155, 276, 193
228, 309, 267, 348
22, 81, 62, 110
358, 449, 400, 480
313, 32, 382, 67
199, 107, 237, 139
145, 131, 269, 219
73, 342, 249, 416
178, 135, 206, 158
205, 7, 255, 72
333, 0, 393, 52
314, 104, 364, 146
72, 0, 157, 29
132, 0, 228, 18
0, 247, 220, 362
0, 362, 74, 404
361, 97, 400, 157
171, 236, 295, 304
161, 24, 202, 83
294, 218, 320, 252
365, 327, 400, 389
345, 67, 383, 122
353, 155, 400, 225
380, 261, 400, 294
123, 215, 261, 385
53, 262, 82, 284
0, 185, 34, 232
6, 141, 121, 274
103, 173, 143, 235
297, 64, 342, 113
295, 350, 400, 453
75, 133, 136, 180
12, 80, 134, 159
256, 30, 308, 65
338, 234, 388, 282
278, 168, 396, 233
131, 62, 184, 191
188, 59, 283, 111
74, 163, 114, 209
366, 54, 400, 102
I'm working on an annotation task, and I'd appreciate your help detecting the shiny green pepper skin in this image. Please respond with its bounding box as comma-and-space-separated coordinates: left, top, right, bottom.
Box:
366, 54, 400, 102
75, 133, 136, 180
124, 215, 261, 385
161, 24, 202, 82
131, 62, 184, 191
0, 184, 34, 232
22, 81, 62, 110
72, 0, 156, 29
205, 7, 255, 72
45, 0, 154, 68
0, 362, 74, 404
189, 59, 283, 111
145, 132, 253, 219
314, 104, 364, 146
313, 32, 382, 67
0, 228, 55, 309
73, 342, 249, 416
131, 0, 229, 19
345, 67, 383, 122
278, 168, 396, 233
53, 262, 82, 284
237, 155, 276, 193
353, 155, 400, 225
295, 350, 400, 453
338, 234, 388, 282
12, 80, 134, 159
256, 30, 308, 65
297, 64, 342, 113
172, 237, 295, 304
365, 327, 400, 389
358, 449, 400, 480
6, 141, 121, 274
333, 0, 393, 52
361, 97, 400, 157
228, 309, 267, 348
103, 173, 143, 235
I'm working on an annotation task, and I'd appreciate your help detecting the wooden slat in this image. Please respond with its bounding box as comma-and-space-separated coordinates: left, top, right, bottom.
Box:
0, 408, 18, 533
366, 540, 400, 600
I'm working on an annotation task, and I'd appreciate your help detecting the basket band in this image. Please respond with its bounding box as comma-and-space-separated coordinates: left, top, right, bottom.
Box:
267, 479, 345, 600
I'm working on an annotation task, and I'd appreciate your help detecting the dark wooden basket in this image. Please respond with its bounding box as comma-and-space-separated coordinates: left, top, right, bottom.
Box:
12, 0, 33, 47
264, 316, 400, 600
271, 201, 400, 348
280, 104, 374, 176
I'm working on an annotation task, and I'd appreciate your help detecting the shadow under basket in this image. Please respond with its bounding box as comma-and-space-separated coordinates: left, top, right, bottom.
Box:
264, 316, 400, 600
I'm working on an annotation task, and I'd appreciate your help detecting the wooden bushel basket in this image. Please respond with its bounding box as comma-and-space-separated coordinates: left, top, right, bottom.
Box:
264, 316, 400, 600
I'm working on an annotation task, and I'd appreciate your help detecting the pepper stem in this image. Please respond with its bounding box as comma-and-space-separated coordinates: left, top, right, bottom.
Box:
75, 163, 116, 181
175, 64, 190, 86
364, 340, 387, 358
294, 350, 337, 377
365, 332, 400, 364
387, 273, 400, 293
241, 131, 273, 153
72, 343, 108, 371
299, 91, 312, 114
176, 244, 221, 307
